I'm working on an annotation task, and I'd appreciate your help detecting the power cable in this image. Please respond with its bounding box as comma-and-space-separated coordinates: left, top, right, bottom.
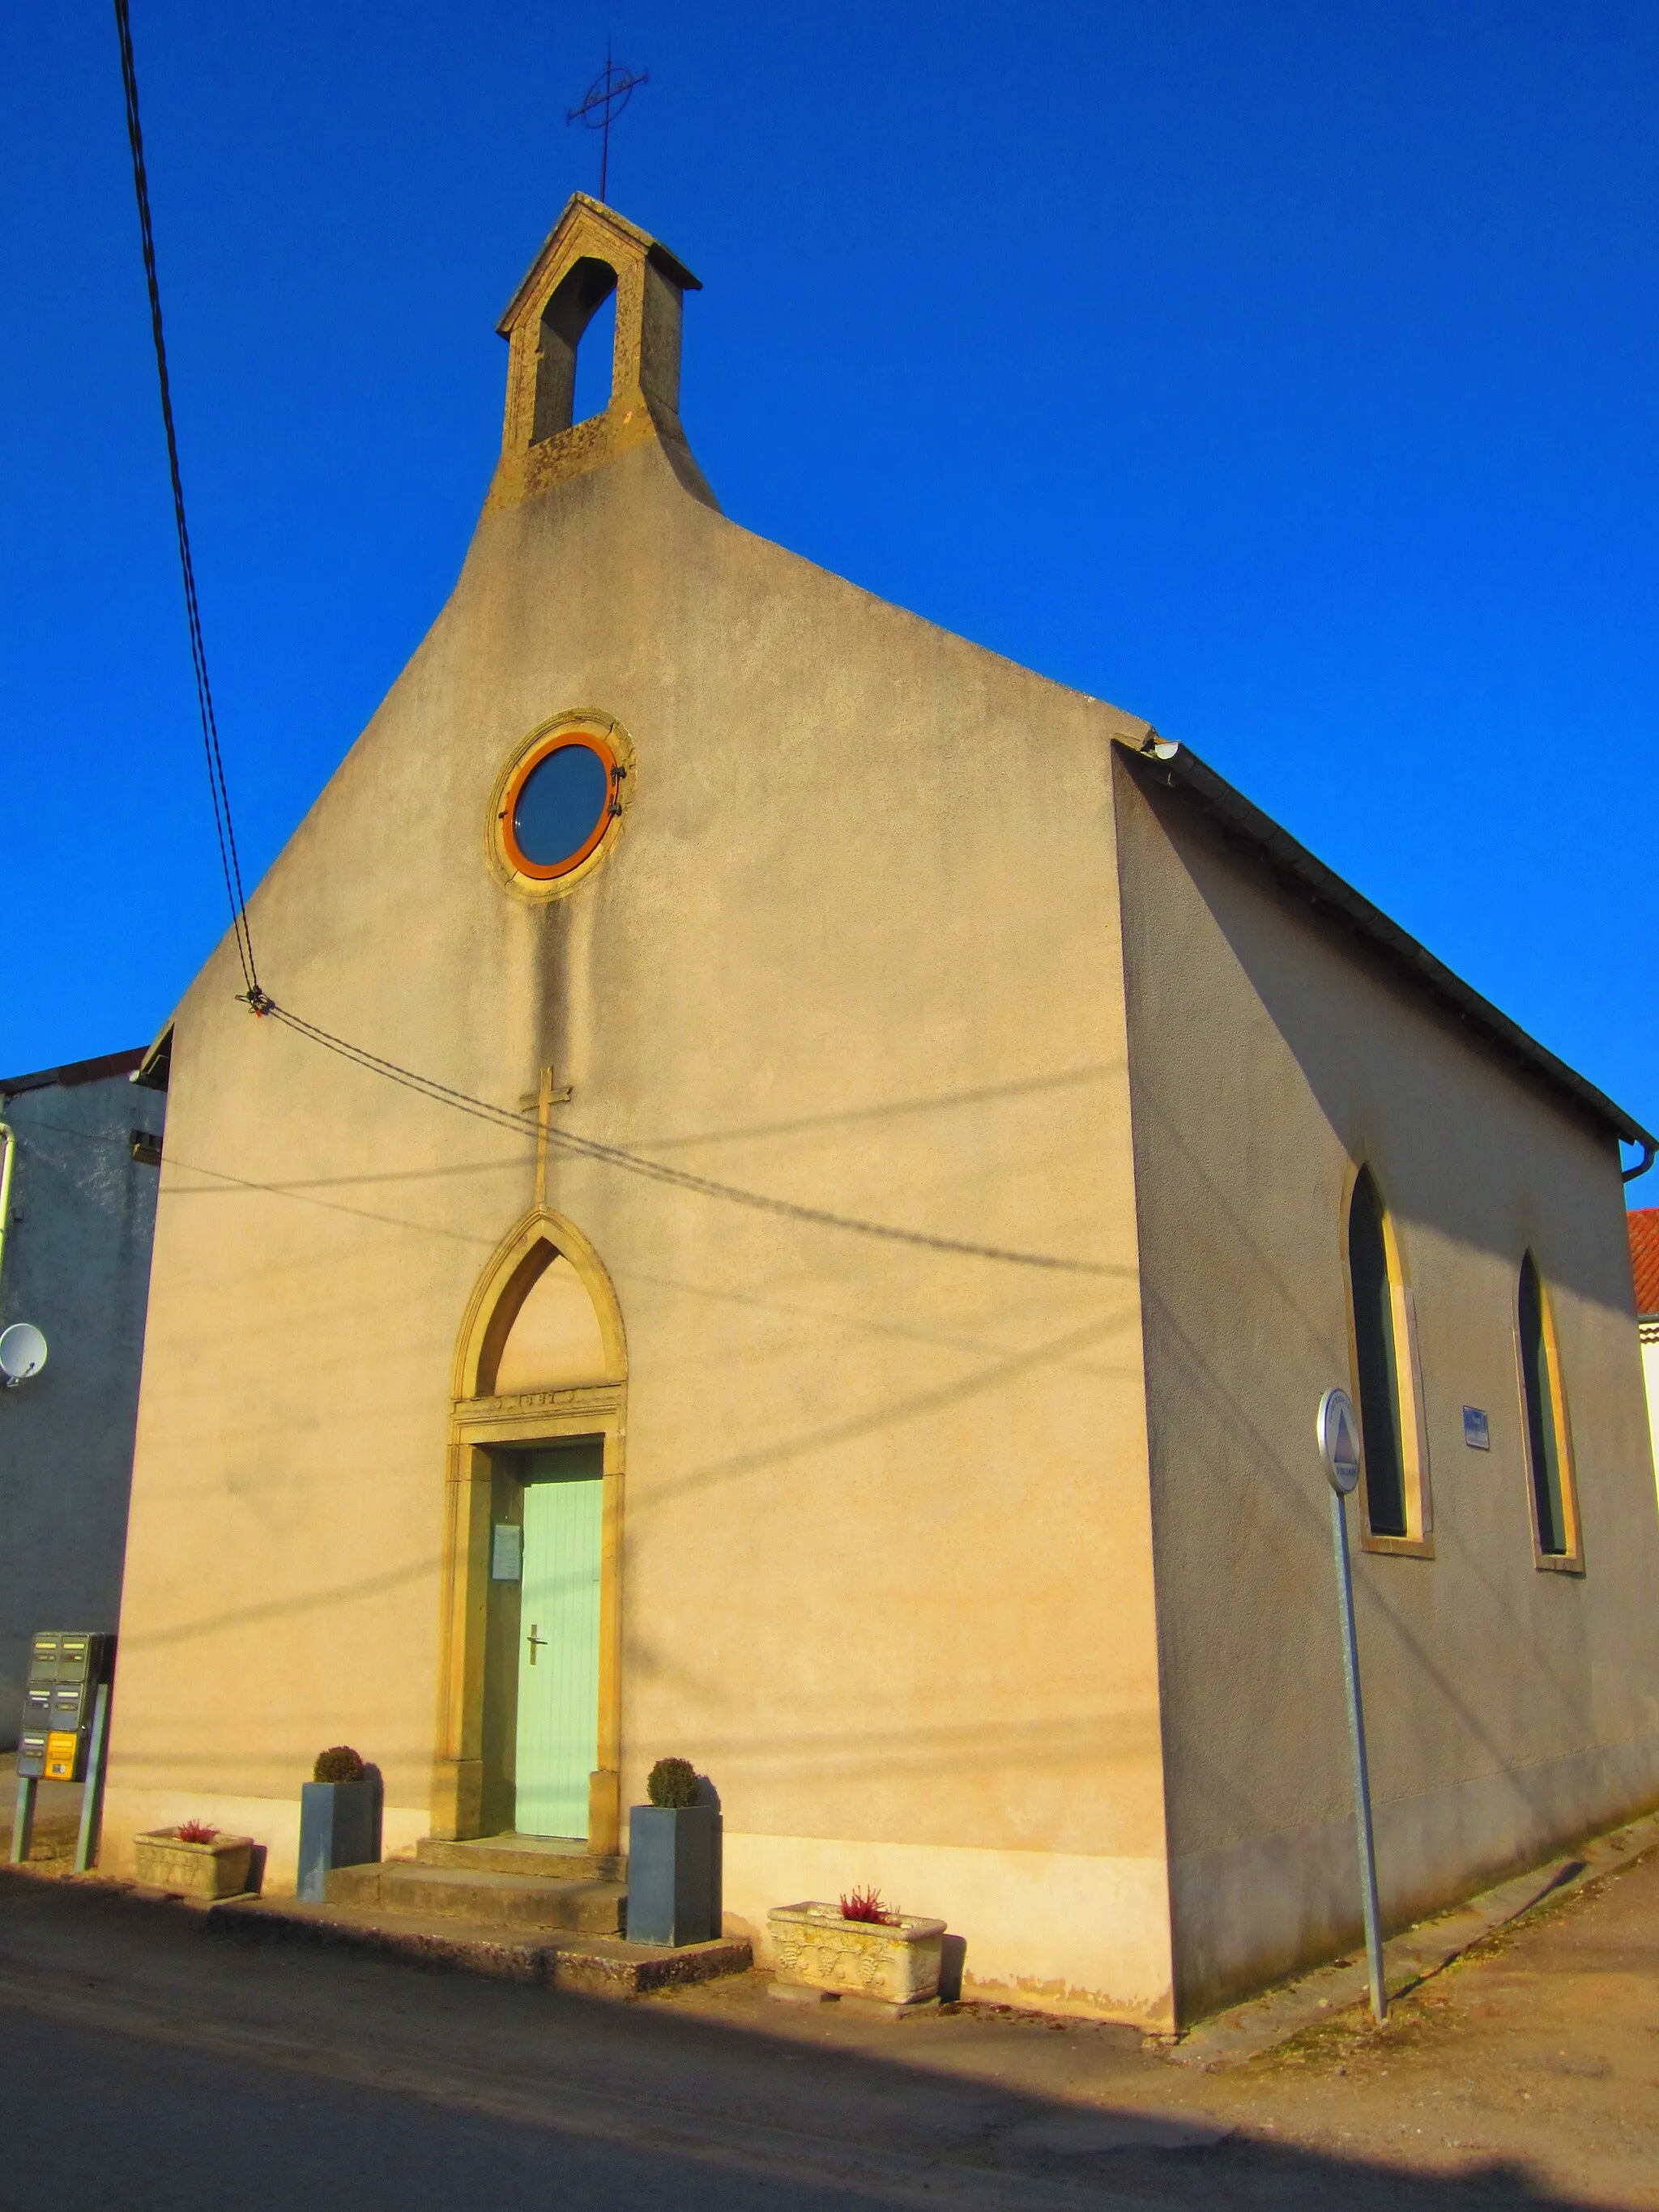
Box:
104, 7, 1115, 1281
23, 1051, 1123, 1276
262, 1003, 1123, 1276
114, 0, 259, 1000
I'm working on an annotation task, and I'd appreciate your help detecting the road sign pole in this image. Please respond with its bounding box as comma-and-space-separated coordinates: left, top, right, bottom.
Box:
1316, 1386, 1386, 2027
1330, 1483, 1386, 2023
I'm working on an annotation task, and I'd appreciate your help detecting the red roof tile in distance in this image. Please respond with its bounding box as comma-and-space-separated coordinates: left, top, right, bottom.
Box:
1630, 1209, 1659, 1319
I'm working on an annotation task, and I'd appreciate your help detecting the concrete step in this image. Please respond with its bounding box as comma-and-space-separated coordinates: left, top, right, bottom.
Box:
326, 1860, 625, 1934
211, 1894, 750, 1999
415, 1833, 622, 1884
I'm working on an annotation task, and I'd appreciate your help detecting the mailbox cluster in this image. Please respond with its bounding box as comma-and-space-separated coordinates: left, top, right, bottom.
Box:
18, 1632, 115, 1783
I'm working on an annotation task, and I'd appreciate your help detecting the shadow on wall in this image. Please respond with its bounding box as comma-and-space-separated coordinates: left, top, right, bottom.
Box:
1141, 780, 1636, 1310
1137, 1289, 1578, 1821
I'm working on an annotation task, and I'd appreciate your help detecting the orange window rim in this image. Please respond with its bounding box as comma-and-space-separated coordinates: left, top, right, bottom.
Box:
500, 732, 620, 881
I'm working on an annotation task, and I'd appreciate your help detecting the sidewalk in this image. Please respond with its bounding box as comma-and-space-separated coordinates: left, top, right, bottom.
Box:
1173, 1805, 1659, 2066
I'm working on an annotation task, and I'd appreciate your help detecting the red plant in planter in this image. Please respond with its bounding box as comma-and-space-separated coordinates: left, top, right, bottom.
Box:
175, 1820, 220, 1844
839, 1886, 897, 1925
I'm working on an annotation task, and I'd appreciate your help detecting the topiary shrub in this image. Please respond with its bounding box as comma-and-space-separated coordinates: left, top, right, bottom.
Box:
646, 1757, 700, 1809
313, 1745, 365, 1785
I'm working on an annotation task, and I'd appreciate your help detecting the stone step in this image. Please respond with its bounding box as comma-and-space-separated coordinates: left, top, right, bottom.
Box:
210, 1895, 750, 1999
326, 1860, 625, 1935
415, 1833, 621, 1884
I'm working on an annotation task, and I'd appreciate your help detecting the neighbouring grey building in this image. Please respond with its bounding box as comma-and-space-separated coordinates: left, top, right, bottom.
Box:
0, 1046, 167, 1744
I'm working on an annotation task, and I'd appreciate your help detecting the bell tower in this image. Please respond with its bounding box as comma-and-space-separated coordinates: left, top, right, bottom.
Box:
491, 195, 716, 512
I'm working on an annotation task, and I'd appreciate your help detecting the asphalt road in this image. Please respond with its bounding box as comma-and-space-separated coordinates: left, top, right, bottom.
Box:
1, 1847, 1656, 2210
1, 1997, 884, 2211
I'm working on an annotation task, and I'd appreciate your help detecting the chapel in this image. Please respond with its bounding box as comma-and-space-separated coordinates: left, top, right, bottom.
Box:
104, 196, 1659, 2024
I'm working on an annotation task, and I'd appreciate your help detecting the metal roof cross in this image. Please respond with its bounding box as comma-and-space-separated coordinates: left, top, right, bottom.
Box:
567, 40, 649, 206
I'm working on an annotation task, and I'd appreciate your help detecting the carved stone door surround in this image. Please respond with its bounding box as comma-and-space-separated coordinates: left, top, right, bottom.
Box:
433, 1208, 627, 1850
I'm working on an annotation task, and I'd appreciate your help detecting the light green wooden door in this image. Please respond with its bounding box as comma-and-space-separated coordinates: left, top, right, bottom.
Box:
514, 1444, 603, 1838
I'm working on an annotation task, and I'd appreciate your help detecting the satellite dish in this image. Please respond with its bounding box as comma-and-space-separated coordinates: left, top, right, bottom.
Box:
0, 1323, 48, 1386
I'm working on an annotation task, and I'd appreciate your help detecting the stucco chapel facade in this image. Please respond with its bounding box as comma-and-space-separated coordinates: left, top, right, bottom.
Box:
104, 197, 1659, 2027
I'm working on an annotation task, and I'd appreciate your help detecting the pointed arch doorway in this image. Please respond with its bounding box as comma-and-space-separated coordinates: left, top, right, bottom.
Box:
433, 1208, 627, 1854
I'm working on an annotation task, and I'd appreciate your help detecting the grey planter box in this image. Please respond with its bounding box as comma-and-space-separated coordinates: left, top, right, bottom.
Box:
627, 1803, 718, 1946
296, 1776, 381, 1903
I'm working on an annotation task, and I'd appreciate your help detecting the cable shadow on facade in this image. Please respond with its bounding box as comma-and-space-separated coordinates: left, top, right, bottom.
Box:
117, 1554, 439, 1655
1140, 1288, 1577, 1856
625, 1307, 1143, 1520
627, 1060, 1120, 1155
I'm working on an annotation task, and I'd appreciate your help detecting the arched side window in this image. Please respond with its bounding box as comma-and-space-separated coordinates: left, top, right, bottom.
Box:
1516, 1253, 1582, 1569
1346, 1166, 1434, 1552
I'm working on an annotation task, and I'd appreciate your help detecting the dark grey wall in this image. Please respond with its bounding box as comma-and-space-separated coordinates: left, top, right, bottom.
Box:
0, 1059, 164, 1745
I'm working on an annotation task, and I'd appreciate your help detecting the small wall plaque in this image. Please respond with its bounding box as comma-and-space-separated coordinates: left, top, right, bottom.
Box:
1462, 1405, 1491, 1451
491, 1524, 522, 1581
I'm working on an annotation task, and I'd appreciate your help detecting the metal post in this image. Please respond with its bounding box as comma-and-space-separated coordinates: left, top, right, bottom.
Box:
74, 1681, 111, 1874
1330, 1486, 1386, 2023
10, 1775, 36, 1866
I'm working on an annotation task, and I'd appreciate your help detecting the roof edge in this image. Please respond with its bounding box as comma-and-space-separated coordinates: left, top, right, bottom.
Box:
131, 1021, 173, 1093
0, 1046, 148, 1098
1116, 737, 1656, 1163
497, 194, 701, 338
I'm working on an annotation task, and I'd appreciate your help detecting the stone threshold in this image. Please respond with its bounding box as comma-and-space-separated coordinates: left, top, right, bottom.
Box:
1171, 1804, 1659, 2069
207, 1892, 750, 1999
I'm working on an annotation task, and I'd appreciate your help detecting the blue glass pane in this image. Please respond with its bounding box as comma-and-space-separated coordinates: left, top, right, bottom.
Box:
513, 745, 609, 868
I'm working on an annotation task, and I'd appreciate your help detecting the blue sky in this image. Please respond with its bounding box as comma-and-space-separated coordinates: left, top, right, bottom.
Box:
3, 2, 1655, 1178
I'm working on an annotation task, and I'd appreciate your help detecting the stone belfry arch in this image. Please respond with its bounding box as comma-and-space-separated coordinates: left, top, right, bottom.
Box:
489, 193, 717, 513
434, 1208, 628, 1849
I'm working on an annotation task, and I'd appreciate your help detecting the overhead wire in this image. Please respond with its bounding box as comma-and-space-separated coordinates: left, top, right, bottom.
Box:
113, 0, 259, 1000
16, 1097, 1123, 1277
261, 1004, 1124, 1276
106, 11, 1115, 1281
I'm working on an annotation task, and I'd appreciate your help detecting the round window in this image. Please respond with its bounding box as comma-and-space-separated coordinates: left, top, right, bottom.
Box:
501, 735, 617, 880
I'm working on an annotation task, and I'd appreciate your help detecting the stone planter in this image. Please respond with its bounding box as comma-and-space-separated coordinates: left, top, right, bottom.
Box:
768, 1902, 947, 2005
133, 1829, 254, 1900
627, 1803, 719, 1946
296, 1777, 381, 1903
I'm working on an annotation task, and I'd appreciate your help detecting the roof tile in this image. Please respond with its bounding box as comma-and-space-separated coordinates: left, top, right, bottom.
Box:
1629, 1208, 1659, 1319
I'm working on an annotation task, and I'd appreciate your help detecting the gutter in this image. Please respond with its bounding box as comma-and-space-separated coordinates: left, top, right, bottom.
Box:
1119, 736, 1657, 1183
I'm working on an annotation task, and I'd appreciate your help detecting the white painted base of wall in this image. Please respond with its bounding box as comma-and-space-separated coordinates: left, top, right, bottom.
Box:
720, 1831, 1175, 2027
99, 1788, 430, 1896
